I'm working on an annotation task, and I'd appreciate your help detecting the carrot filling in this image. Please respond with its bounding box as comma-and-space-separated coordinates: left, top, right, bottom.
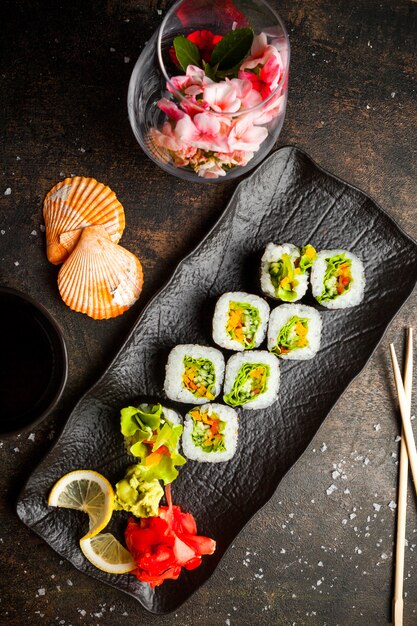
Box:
182, 356, 216, 400
226, 301, 261, 349
190, 408, 226, 453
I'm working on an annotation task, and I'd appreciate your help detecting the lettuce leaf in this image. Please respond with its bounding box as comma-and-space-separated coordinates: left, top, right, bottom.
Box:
317, 254, 352, 302
272, 316, 309, 355
120, 403, 186, 486
223, 363, 270, 407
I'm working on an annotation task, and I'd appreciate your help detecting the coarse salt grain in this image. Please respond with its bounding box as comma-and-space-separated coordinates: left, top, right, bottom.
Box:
4, 187, 11, 195
326, 484, 337, 496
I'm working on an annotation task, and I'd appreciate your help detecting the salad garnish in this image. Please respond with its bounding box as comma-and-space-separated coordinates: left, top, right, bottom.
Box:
116, 404, 186, 516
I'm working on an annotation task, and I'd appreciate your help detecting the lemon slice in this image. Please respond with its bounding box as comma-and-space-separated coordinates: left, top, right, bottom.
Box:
80, 533, 136, 574
48, 470, 114, 539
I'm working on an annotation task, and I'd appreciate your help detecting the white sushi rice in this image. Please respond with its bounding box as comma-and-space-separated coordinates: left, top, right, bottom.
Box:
164, 344, 225, 404
162, 406, 182, 426
182, 403, 238, 463
212, 291, 270, 351
260, 243, 308, 301
311, 249, 365, 309
267, 304, 322, 360
223, 350, 280, 410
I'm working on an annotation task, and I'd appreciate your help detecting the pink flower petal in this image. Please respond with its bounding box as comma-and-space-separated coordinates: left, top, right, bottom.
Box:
203, 81, 241, 113
251, 33, 267, 57
186, 64, 206, 85
193, 112, 221, 136
167, 74, 192, 94
174, 115, 199, 143
158, 98, 185, 121
228, 116, 268, 152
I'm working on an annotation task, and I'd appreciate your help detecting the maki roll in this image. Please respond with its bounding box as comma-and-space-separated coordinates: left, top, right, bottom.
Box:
164, 344, 225, 404
267, 304, 322, 360
223, 350, 280, 410
311, 249, 365, 309
260, 243, 317, 302
182, 403, 238, 463
212, 291, 270, 351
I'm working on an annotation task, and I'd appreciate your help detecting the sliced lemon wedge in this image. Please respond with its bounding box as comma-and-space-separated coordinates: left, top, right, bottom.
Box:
80, 533, 136, 574
48, 469, 114, 539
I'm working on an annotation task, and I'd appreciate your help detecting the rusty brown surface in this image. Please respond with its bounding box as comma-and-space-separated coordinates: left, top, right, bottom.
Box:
0, 0, 416, 624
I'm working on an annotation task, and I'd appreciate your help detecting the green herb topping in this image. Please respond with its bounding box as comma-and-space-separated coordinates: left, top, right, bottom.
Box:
189, 407, 226, 453
182, 356, 216, 400
272, 316, 309, 356
223, 363, 270, 407
226, 301, 261, 349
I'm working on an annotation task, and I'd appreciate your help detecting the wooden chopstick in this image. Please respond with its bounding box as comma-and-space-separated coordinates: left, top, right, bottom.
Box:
391, 328, 414, 626
390, 338, 416, 489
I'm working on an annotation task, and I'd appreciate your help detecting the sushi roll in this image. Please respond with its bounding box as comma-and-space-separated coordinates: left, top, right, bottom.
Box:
267, 304, 322, 360
223, 350, 280, 410
311, 249, 365, 309
182, 403, 239, 462
212, 291, 270, 351
164, 344, 225, 404
260, 243, 317, 302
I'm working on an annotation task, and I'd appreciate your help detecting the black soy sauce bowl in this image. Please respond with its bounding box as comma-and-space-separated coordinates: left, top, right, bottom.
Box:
0, 286, 68, 437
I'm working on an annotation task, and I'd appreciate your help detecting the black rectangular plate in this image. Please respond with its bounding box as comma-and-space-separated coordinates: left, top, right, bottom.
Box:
16, 147, 417, 614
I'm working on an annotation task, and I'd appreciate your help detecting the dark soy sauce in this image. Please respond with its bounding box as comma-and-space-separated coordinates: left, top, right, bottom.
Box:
0, 293, 55, 429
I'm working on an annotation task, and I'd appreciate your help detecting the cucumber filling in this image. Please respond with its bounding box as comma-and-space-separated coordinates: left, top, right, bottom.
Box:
182, 356, 216, 400
226, 301, 261, 349
190, 408, 226, 453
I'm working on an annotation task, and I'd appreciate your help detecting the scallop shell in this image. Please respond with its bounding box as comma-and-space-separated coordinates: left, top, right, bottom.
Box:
43, 177, 125, 265
58, 225, 143, 320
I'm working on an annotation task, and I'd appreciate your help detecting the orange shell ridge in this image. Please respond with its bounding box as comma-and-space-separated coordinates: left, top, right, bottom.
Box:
57, 225, 144, 320
43, 177, 126, 265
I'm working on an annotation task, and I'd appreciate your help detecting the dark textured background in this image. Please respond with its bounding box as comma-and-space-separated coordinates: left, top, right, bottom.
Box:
1, 0, 416, 624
